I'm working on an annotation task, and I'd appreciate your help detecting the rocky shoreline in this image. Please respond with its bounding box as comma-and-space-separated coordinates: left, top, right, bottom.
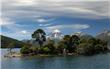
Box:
4, 52, 79, 58
4, 52, 21, 58
4, 49, 110, 58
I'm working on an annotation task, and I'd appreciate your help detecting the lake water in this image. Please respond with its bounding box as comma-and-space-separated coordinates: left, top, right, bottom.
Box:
1, 49, 110, 69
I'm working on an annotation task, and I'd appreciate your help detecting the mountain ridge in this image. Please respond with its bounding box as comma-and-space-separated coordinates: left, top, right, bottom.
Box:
1, 35, 25, 48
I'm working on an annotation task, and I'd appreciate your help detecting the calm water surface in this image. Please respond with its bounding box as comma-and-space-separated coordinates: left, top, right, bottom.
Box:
1, 49, 110, 69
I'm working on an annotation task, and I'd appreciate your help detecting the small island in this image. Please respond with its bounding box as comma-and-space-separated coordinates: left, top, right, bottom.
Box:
3, 29, 110, 58
1, 1, 110, 69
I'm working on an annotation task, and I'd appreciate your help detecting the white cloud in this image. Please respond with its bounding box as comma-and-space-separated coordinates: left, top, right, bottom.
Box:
53, 29, 61, 33
2, 0, 109, 20
0, 18, 14, 26
39, 23, 52, 27
1, 0, 109, 40
46, 24, 90, 30
20, 30, 28, 34
36, 18, 55, 23
0, 18, 30, 36
15, 0, 37, 6
36, 18, 47, 23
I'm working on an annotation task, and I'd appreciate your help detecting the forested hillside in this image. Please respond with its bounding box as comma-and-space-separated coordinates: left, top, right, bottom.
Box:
1, 35, 25, 48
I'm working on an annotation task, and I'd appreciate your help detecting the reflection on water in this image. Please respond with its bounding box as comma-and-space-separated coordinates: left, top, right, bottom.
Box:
1, 48, 20, 59
1, 49, 110, 69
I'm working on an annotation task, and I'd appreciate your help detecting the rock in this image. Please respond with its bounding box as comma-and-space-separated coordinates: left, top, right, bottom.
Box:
4, 52, 21, 58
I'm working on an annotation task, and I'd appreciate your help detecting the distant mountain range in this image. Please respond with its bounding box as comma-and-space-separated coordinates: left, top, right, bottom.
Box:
1, 30, 110, 48
47, 29, 63, 39
21, 30, 64, 46
1, 35, 25, 48
96, 30, 110, 46
22, 39, 39, 46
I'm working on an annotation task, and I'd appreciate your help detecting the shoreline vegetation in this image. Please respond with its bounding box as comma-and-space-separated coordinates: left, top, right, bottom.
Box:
3, 29, 110, 58
4, 50, 110, 58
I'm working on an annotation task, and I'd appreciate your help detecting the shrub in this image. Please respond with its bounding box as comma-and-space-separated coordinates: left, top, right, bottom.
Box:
20, 45, 32, 54
38, 46, 51, 54
77, 39, 108, 55
43, 47, 51, 54
30, 46, 38, 54
56, 41, 67, 54
76, 43, 95, 55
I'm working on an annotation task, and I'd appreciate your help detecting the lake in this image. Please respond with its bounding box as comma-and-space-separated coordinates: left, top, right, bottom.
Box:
1, 49, 110, 69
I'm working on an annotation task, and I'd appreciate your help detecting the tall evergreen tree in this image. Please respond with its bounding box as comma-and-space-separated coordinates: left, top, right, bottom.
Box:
32, 29, 46, 47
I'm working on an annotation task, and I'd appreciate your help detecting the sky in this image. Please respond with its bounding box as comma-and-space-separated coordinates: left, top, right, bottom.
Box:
0, 0, 110, 40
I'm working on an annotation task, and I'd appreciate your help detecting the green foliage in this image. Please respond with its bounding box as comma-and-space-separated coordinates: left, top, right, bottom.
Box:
38, 46, 51, 54
44, 40, 56, 54
1, 35, 25, 48
38, 39, 57, 54
96, 31, 110, 47
80, 35, 94, 43
20, 43, 39, 55
63, 35, 80, 53
56, 41, 67, 54
20, 45, 32, 54
2, 29, 109, 56
20, 32, 108, 56
94, 44, 104, 53
8, 42, 14, 48
77, 43, 95, 55
77, 37, 108, 55
8, 42, 14, 53
30, 46, 38, 54
43, 47, 51, 54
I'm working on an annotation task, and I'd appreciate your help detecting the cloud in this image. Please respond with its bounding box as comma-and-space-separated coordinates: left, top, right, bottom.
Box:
2, 0, 109, 20
36, 18, 48, 23
39, 23, 52, 27
1, 18, 31, 37
0, 18, 14, 26
2, 31, 31, 40
20, 30, 28, 35
46, 24, 90, 30
1, 0, 109, 40
36, 18, 55, 23
15, 0, 37, 6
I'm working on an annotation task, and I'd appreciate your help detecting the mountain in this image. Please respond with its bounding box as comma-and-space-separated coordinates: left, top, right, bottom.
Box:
96, 30, 110, 46
80, 34, 94, 39
1, 35, 25, 48
79, 34, 94, 43
71, 32, 87, 37
22, 39, 39, 46
47, 29, 63, 39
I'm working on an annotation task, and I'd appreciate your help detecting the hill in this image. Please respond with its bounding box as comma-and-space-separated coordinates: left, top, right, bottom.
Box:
96, 30, 110, 46
1, 35, 25, 48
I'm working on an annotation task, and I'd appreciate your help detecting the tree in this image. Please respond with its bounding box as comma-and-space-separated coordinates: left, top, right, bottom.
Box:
77, 37, 108, 55
63, 35, 80, 53
63, 35, 71, 52
77, 43, 95, 55
44, 39, 56, 54
32, 29, 46, 47
8, 42, 14, 53
63, 35, 71, 46
70, 35, 80, 50
95, 39, 108, 52
56, 40, 67, 54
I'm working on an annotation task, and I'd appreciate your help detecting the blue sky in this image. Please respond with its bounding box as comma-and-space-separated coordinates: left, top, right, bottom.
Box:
1, 0, 110, 40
